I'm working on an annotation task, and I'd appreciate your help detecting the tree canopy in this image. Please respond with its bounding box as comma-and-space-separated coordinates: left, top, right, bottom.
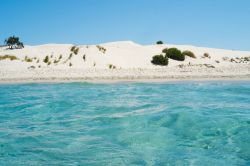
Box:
156, 41, 164, 45
4, 36, 24, 49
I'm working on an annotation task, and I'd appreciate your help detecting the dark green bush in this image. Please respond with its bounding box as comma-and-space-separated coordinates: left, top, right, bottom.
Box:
43, 56, 49, 63
156, 41, 163, 45
166, 48, 184, 61
70, 46, 75, 51
151, 54, 168, 66
182, 50, 196, 58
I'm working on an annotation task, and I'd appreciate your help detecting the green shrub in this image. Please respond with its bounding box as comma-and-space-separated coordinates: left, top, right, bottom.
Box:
182, 50, 196, 58
70, 46, 79, 55
162, 48, 168, 54
166, 48, 184, 61
43, 56, 49, 63
70, 46, 76, 52
151, 54, 168, 66
156, 41, 163, 45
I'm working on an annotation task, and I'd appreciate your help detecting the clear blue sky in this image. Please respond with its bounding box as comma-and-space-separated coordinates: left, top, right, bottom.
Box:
1, 0, 250, 50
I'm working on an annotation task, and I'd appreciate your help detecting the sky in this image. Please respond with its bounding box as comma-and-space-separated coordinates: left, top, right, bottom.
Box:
0, 0, 250, 50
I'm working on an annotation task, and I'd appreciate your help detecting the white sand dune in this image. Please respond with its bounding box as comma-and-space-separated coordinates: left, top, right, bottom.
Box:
0, 41, 249, 83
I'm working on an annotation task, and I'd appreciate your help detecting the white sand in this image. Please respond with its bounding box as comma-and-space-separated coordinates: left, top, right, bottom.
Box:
0, 41, 249, 83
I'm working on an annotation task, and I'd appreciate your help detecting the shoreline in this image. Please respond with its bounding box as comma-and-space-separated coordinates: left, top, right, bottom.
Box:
0, 74, 249, 84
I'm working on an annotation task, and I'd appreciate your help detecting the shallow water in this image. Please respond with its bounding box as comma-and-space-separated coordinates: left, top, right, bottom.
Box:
0, 81, 250, 165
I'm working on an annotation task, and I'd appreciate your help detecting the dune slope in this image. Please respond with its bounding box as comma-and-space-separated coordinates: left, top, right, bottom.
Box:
0, 41, 249, 82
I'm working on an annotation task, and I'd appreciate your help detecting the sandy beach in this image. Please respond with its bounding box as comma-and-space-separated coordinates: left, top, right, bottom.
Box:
0, 41, 249, 83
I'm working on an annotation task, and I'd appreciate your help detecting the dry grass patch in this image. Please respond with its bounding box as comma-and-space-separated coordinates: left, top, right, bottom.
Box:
0, 55, 19, 61
96, 45, 107, 54
182, 50, 196, 58
24, 56, 33, 62
202, 53, 211, 59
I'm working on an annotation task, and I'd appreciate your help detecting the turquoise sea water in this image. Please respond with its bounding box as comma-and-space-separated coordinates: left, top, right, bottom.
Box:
0, 82, 250, 166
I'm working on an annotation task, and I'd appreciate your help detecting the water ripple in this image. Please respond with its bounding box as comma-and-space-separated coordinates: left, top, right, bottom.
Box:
0, 81, 250, 165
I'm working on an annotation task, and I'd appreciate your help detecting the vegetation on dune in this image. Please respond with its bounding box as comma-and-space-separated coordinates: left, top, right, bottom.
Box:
243, 57, 250, 61
51, 55, 61, 64
43, 55, 49, 63
62, 54, 73, 64
223, 56, 250, 63
83, 54, 86, 61
152, 47, 186, 65
162, 48, 168, 54
182, 50, 196, 58
151, 54, 168, 66
24, 56, 33, 62
70, 46, 76, 52
202, 53, 211, 59
96, 45, 107, 54
4, 36, 24, 49
28, 66, 35, 69
0, 55, 19, 61
69, 53, 73, 59
54, 59, 60, 64
165, 48, 185, 61
156, 41, 164, 45
65, 46, 79, 64
70, 46, 79, 55
108, 64, 116, 69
